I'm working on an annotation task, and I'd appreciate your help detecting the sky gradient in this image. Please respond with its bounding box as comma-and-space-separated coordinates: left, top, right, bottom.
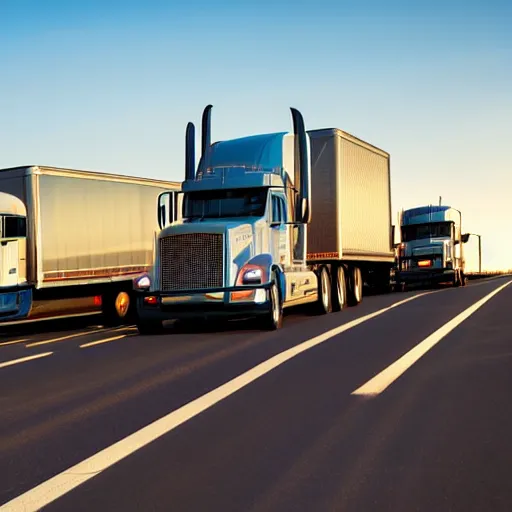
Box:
1, 0, 511, 270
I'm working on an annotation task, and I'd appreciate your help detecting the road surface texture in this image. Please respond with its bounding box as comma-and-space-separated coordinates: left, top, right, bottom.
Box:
0, 276, 511, 511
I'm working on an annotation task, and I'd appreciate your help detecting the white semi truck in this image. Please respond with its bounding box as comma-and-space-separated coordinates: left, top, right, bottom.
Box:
0, 165, 180, 325
134, 105, 395, 332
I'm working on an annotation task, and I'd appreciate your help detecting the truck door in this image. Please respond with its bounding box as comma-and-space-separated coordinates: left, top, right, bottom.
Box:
0, 240, 19, 287
0, 215, 26, 288
270, 194, 289, 267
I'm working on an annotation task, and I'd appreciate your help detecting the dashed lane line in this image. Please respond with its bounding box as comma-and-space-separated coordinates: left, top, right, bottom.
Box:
0, 352, 53, 370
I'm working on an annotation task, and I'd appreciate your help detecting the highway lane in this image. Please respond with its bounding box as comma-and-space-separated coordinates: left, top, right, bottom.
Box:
0, 276, 511, 511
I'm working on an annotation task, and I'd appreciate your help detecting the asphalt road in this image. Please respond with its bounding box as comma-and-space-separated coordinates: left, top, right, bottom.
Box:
1, 276, 511, 511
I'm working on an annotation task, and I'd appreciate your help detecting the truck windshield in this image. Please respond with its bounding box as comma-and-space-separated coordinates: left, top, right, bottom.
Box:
401, 222, 452, 242
183, 187, 268, 219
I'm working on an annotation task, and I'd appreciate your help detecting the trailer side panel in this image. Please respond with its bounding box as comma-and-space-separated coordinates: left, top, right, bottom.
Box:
306, 129, 394, 262
37, 173, 175, 287
338, 135, 393, 259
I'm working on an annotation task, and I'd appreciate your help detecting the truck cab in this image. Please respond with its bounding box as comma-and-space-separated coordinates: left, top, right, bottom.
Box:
0, 191, 32, 319
135, 106, 321, 333
396, 205, 469, 289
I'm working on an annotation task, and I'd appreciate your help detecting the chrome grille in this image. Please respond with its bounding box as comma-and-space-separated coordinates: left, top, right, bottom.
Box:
160, 233, 224, 291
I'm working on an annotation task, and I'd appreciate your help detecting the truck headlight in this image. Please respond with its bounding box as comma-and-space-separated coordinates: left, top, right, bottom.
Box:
242, 268, 262, 284
236, 264, 267, 286
135, 275, 151, 290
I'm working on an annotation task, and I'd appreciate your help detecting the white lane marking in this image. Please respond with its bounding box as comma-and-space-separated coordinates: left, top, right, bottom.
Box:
25, 329, 109, 348
0, 352, 53, 369
352, 279, 512, 397
0, 339, 28, 347
79, 334, 128, 349
24, 326, 134, 348
0, 291, 432, 512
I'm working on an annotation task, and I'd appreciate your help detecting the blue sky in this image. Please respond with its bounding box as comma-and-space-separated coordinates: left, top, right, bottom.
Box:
1, 0, 511, 270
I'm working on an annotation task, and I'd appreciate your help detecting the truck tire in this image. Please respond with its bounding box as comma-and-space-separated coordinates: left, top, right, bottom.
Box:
263, 273, 283, 330
314, 266, 332, 315
332, 265, 347, 312
347, 266, 363, 307
102, 290, 133, 327
136, 320, 165, 335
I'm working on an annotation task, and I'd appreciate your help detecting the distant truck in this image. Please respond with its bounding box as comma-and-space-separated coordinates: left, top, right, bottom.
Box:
134, 105, 395, 333
395, 205, 469, 289
0, 165, 180, 324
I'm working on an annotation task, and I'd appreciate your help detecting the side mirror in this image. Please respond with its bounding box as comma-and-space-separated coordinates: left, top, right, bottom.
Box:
158, 192, 174, 230
461, 233, 470, 244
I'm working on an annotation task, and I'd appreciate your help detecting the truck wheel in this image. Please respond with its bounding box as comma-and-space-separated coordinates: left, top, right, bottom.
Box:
102, 290, 133, 327
136, 320, 165, 335
347, 266, 363, 307
332, 266, 347, 312
263, 275, 283, 330
315, 266, 332, 315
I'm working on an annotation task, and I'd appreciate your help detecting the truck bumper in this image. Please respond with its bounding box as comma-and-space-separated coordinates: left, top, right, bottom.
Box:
136, 283, 273, 323
0, 288, 33, 321
397, 269, 455, 286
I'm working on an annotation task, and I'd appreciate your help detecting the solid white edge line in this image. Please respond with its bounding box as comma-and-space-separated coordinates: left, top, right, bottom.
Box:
351, 279, 512, 397
0, 290, 433, 512
0, 352, 53, 369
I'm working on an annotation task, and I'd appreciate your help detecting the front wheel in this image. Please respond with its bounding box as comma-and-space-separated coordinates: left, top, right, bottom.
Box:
263, 276, 283, 330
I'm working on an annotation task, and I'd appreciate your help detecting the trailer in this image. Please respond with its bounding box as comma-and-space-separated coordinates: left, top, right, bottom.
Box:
0, 165, 180, 324
306, 128, 395, 293
134, 105, 396, 333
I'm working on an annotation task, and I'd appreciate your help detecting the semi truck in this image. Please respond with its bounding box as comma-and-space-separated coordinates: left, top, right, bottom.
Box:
0, 165, 180, 324
134, 105, 395, 333
395, 204, 469, 289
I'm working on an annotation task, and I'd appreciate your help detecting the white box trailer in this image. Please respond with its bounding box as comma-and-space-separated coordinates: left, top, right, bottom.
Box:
306, 128, 395, 289
0, 165, 180, 324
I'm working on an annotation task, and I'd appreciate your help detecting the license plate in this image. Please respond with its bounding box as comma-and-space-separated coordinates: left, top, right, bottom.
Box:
0, 293, 17, 312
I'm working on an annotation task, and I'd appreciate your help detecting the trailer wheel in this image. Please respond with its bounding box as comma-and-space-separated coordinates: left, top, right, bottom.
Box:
102, 290, 134, 326
315, 266, 332, 315
262, 272, 283, 330
332, 266, 347, 312
347, 266, 363, 307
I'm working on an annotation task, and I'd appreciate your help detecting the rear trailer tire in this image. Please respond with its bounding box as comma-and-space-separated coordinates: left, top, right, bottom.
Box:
102, 290, 133, 327
263, 276, 283, 330
332, 265, 347, 312
314, 266, 332, 315
347, 266, 363, 307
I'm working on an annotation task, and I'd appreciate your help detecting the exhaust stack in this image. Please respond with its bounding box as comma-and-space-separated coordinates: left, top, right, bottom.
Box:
199, 104, 213, 172
290, 107, 311, 224
185, 122, 195, 181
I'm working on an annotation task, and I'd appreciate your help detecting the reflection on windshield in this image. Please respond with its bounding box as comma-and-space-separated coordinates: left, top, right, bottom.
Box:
401, 222, 452, 242
184, 187, 268, 219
